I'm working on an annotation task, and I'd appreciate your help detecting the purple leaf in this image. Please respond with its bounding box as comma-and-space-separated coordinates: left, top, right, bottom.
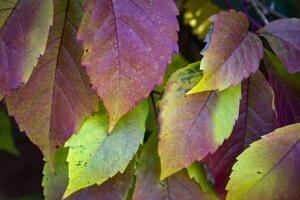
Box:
77, 0, 179, 131
0, 0, 53, 97
258, 18, 300, 73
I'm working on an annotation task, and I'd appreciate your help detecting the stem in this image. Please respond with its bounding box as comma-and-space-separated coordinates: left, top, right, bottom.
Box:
250, 0, 269, 24
255, 0, 286, 18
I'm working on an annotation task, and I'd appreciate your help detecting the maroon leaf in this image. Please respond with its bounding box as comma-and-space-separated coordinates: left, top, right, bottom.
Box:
258, 19, 300, 73
0, 0, 53, 98
204, 71, 277, 198
264, 50, 300, 126
77, 0, 179, 131
6, 0, 98, 166
132, 134, 212, 200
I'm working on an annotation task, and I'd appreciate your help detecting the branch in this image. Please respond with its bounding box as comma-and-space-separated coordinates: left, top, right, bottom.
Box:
250, 0, 269, 24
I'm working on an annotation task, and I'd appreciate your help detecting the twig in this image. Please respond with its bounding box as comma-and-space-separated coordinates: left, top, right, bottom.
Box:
255, 0, 286, 18
250, 0, 269, 24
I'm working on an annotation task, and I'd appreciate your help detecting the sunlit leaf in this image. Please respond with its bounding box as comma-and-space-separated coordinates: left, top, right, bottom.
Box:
63, 101, 148, 198
0, 0, 53, 97
159, 62, 241, 179
226, 123, 300, 200
6, 0, 98, 166
189, 10, 263, 93
43, 147, 135, 200
77, 0, 179, 131
204, 71, 277, 198
258, 19, 300, 73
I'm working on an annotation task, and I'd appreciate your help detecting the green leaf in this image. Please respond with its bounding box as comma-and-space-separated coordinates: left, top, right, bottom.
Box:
187, 163, 220, 200
226, 123, 300, 200
63, 101, 149, 198
43, 148, 68, 200
0, 107, 18, 155
159, 62, 241, 179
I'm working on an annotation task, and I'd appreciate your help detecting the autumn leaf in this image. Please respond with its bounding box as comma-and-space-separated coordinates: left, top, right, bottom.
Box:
264, 49, 300, 126
77, 0, 179, 132
258, 18, 300, 73
159, 62, 241, 179
204, 71, 277, 198
0, 0, 53, 98
6, 0, 98, 167
63, 101, 148, 198
188, 10, 263, 93
43, 148, 134, 200
226, 123, 300, 200
133, 133, 212, 200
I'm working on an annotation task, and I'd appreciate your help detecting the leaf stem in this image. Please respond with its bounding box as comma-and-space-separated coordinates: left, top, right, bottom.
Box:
250, 0, 269, 24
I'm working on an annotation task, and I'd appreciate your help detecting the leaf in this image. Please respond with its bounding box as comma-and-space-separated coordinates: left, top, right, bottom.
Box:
42, 148, 135, 200
63, 100, 148, 198
0, 1, 18, 28
77, 0, 179, 132
187, 163, 220, 200
132, 133, 212, 200
159, 62, 241, 179
68, 162, 135, 200
43, 148, 69, 200
204, 71, 277, 198
258, 18, 300, 73
264, 49, 300, 126
226, 123, 300, 200
188, 10, 263, 93
6, 0, 98, 166
0, 0, 53, 97
0, 106, 18, 155
184, 0, 222, 39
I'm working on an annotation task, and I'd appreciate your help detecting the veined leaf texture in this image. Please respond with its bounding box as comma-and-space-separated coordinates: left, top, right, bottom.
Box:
0, 1, 299, 200
77, 0, 179, 131
6, 0, 98, 167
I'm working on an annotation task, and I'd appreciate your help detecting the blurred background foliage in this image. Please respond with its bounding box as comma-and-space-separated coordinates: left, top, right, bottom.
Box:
0, 0, 299, 199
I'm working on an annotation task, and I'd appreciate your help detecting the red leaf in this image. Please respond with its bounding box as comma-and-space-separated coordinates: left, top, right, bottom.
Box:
258, 19, 300, 73
77, 0, 179, 131
6, 0, 98, 166
264, 50, 300, 126
204, 71, 277, 198
0, 0, 53, 97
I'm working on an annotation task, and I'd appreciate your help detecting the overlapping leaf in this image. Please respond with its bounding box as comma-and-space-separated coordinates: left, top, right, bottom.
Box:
133, 134, 212, 200
43, 148, 134, 200
264, 50, 300, 126
0, 0, 53, 97
77, 0, 179, 131
63, 101, 148, 198
226, 123, 300, 200
159, 62, 241, 179
189, 10, 263, 93
184, 0, 221, 39
204, 71, 277, 198
258, 19, 300, 73
6, 0, 98, 166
